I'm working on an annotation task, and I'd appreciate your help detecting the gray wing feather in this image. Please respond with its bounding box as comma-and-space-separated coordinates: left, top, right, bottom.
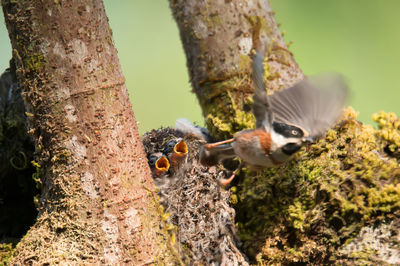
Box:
269, 73, 348, 139
252, 50, 273, 130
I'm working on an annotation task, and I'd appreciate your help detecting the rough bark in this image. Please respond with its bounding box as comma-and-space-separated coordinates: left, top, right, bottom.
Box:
2, 0, 178, 264
170, 0, 303, 139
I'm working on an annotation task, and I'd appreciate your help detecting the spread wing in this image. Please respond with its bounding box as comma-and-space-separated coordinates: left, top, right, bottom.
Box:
252, 50, 273, 130
269, 73, 349, 139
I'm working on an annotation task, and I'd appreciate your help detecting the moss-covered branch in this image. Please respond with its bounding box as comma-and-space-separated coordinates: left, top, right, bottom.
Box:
170, 0, 400, 264
234, 108, 400, 264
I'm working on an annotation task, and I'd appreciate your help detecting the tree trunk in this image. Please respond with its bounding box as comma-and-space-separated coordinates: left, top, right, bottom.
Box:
2, 0, 178, 264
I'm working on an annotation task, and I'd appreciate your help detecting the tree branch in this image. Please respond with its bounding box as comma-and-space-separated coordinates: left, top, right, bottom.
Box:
169, 0, 400, 264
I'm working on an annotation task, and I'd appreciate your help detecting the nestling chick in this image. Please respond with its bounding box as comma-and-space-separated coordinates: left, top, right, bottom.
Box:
163, 138, 188, 171
148, 152, 170, 177
200, 49, 349, 186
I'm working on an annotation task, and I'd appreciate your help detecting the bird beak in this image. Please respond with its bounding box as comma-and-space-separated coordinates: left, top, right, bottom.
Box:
303, 137, 314, 143
169, 139, 188, 165
154, 156, 170, 176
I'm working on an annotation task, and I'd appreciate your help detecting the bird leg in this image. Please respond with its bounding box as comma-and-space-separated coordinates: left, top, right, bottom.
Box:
200, 139, 235, 167
219, 162, 244, 187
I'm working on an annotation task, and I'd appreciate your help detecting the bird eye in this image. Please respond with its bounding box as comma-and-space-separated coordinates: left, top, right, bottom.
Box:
148, 156, 157, 165
273, 122, 304, 138
163, 140, 177, 154
167, 141, 176, 148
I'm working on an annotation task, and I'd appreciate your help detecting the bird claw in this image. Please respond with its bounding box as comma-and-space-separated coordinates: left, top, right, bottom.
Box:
219, 172, 237, 187
219, 162, 243, 187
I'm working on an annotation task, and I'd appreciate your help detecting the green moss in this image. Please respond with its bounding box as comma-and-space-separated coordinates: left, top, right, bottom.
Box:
204, 93, 255, 139
200, 50, 272, 140
373, 111, 400, 158
235, 108, 400, 264
230, 194, 238, 205
24, 53, 44, 71
238, 54, 252, 72
0, 243, 15, 265
288, 200, 306, 231
202, 78, 256, 139
142, 187, 185, 265
347, 248, 379, 264
14, 44, 44, 72
31, 160, 41, 190
208, 12, 223, 27
244, 15, 270, 37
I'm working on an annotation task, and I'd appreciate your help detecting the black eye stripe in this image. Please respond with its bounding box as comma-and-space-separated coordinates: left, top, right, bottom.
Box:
273, 122, 304, 138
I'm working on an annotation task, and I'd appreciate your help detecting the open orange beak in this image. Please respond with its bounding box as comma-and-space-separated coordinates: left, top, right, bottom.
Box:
154, 156, 170, 176
169, 139, 188, 166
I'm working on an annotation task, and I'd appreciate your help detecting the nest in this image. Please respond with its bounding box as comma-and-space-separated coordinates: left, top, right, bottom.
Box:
142, 128, 248, 265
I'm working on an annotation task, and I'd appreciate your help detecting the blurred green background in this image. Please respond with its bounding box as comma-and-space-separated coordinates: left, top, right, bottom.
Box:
1, 1, 399, 134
